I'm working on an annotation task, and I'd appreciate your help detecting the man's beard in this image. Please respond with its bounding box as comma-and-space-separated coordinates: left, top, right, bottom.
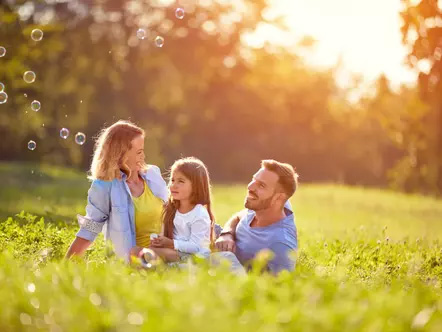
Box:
245, 194, 274, 211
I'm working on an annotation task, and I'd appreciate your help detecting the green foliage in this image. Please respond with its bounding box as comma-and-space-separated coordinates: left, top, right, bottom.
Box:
400, 0, 442, 193
0, 216, 441, 331
0, 162, 89, 222
3, 0, 438, 193
0, 212, 76, 261
0, 162, 442, 330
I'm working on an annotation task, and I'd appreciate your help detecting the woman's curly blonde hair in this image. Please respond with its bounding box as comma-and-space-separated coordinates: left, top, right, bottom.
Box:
88, 120, 147, 181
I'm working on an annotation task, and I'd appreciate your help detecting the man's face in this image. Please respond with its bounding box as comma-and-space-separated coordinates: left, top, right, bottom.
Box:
245, 168, 280, 211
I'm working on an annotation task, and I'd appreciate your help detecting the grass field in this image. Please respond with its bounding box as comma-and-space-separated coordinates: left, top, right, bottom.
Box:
0, 162, 441, 331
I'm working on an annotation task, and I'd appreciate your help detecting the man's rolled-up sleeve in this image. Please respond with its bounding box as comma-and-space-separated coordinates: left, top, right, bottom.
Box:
76, 180, 110, 242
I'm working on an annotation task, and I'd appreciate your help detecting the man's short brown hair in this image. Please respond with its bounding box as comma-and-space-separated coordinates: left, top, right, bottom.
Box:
261, 159, 298, 198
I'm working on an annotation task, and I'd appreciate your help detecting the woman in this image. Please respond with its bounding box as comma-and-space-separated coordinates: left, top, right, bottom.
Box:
65, 120, 168, 261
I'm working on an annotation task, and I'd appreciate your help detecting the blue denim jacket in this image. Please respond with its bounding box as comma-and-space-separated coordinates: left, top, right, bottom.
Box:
76, 165, 168, 261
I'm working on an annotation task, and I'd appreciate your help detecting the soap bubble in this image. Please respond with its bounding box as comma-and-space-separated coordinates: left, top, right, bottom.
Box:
0, 92, 7, 104
28, 140, 37, 151
0, 47, 5, 57
31, 29, 44, 41
31, 100, 41, 112
75, 132, 86, 145
175, 8, 185, 19
155, 36, 164, 48
0, 82, 4, 92
136, 28, 146, 40
23, 71, 36, 84
60, 128, 69, 139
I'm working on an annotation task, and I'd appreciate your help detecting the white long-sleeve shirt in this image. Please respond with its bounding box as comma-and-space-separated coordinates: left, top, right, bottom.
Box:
173, 204, 211, 257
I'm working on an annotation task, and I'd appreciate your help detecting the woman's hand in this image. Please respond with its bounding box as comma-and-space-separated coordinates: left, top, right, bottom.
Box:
150, 235, 174, 249
65, 237, 92, 259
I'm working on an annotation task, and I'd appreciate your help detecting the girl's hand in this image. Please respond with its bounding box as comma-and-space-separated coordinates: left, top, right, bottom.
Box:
150, 235, 174, 249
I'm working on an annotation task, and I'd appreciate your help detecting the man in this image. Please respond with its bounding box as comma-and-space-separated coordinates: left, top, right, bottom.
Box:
214, 159, 298, 274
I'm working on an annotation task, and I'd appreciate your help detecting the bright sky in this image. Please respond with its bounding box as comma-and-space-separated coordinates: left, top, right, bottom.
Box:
249, 0, 418, 89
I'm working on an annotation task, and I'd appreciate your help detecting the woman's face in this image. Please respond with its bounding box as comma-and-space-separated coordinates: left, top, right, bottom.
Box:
124, 135, 145, 173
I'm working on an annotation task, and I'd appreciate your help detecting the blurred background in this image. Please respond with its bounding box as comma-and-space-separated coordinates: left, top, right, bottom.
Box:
0, 0, 441, 195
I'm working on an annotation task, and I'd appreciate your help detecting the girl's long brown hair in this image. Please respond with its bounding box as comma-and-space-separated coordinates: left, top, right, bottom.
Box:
163, 157, 215, 246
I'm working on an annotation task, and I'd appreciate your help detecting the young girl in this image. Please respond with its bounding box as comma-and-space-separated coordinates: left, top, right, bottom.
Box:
147, 157, 215, 263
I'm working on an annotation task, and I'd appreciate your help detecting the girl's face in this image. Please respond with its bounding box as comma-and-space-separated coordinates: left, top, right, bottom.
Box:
124, 135, 145, 173
169, 170, 192, 202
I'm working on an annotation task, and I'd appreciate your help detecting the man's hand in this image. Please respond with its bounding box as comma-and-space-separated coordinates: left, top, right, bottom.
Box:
214, 210, 246, 252
215, 233, 236, 252
150, 235, 174, 249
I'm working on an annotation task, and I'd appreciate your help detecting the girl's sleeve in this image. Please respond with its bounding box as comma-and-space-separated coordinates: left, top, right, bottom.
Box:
173, 217, 211, 254
76, 180, 111, 242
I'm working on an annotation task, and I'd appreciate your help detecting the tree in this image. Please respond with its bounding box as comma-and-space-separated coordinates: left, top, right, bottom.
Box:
400, 0, 442, 193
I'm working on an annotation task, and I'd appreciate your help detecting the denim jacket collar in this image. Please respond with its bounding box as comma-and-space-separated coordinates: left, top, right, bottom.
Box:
119, 166, 168, 202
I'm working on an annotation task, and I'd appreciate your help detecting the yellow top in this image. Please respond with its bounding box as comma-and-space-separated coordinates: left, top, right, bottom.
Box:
132, 181, 164, 248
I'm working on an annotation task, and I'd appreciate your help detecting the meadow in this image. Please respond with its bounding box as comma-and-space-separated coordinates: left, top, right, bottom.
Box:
0, 162, 441, 331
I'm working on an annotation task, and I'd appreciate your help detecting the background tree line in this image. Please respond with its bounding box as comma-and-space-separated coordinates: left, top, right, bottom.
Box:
0, 0, 441, 195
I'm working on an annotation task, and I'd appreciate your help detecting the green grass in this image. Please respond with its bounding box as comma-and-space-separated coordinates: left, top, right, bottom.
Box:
0, 162, 88, 223
0, 161, 441, 331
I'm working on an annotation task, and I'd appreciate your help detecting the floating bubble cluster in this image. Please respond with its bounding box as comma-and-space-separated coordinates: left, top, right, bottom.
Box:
5, 2, 187, 153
